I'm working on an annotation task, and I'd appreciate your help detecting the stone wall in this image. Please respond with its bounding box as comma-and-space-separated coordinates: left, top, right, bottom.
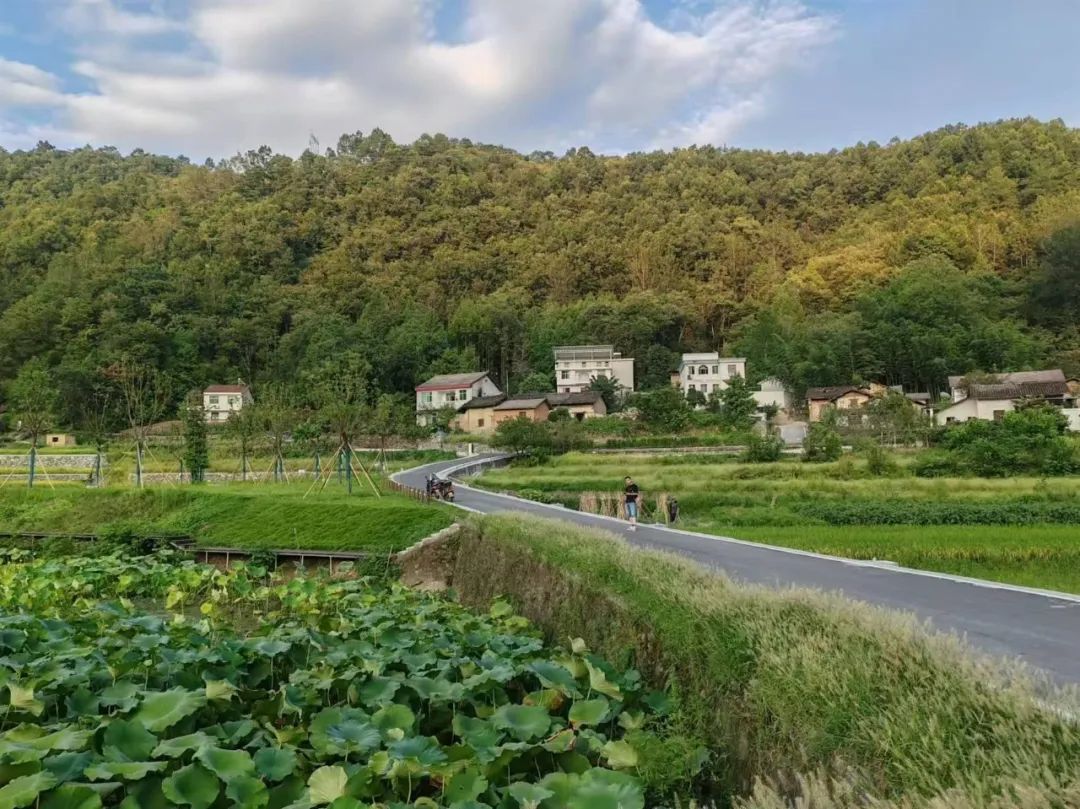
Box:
0, 454, 101, 469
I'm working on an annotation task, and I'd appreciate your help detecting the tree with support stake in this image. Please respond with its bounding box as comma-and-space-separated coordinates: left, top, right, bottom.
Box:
226, 405, 260, 482
9, 361, 58, 489
110, 360, 171, 489
183, 393, 209, 483
258, 385, 297, 484
77, 385, 118, 488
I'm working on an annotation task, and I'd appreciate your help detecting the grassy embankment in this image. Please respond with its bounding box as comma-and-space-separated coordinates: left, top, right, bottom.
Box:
450, 514, 1080, 808
0, 481, 454, 553
477, 453, 1080, 593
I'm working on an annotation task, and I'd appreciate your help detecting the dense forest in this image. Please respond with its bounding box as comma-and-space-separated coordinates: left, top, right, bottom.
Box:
1, 117, 1079, 425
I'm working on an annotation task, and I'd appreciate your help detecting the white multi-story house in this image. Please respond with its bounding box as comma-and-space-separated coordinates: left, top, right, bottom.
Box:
203, 384, 254, 423
554, 346, 634, 395
675, 354, 746, 399
415, 372, 501, 427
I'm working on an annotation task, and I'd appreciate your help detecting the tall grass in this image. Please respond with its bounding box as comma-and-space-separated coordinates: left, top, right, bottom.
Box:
452, 515, 1080, 807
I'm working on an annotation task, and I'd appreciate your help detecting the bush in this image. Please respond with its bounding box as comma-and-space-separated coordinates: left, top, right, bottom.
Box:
803, 421, 843, 463
935, 406, 1079, 476
743, 433, 785, 463
793, 499, 1080, 525
861, 442, 900, 476
911, 450, 963, 477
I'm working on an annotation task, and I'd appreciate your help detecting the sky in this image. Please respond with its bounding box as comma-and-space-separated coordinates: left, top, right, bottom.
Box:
0, 0, 1077, 160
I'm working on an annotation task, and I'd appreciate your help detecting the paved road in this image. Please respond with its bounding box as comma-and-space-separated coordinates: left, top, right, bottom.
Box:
397, 455, 1080, 685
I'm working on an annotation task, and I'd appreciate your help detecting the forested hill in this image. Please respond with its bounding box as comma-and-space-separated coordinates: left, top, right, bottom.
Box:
2, 117, 1079, 422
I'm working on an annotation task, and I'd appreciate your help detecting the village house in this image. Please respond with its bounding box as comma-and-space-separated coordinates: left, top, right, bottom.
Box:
805, 385, 874, 422
752, 377, 792, 413
45, 433, 77, 447
451, 394, 507, 434
415, 372, 501, 427
203, 383, 253, 423
545, 390, 608, 420
554, 345, 634, 394
674, 353, 746, 399
492, 397, 551, 425
936, 370, 1076, 427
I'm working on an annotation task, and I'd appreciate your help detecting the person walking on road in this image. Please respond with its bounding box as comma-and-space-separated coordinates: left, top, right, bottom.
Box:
623, 476, 640, 531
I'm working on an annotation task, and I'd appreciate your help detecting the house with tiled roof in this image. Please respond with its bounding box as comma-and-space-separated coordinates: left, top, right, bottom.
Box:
415, 372, 501, 427
805, 385, 873, 422
936, 370, 1076, 427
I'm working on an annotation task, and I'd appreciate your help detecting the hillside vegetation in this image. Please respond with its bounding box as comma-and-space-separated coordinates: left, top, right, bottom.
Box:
1, 119, 1080, 423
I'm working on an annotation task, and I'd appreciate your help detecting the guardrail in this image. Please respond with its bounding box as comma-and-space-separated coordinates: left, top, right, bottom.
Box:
386, 478, 431, 503
437, 453, 516, 480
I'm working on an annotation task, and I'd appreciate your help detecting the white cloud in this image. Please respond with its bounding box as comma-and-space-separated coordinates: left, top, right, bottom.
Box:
0, 59, 63, 107
4, 0, 835, 157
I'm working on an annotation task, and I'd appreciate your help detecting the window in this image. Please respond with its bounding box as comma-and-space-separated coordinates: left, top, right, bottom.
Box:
993, 409, 1006, 422
458, 389, 469, 401
688, 384, 696, 391
51, 436, 60, 444
477, 418, 485, 428
687, 366, 694, 376
727, 364, 738, 376
698, 365, 709, 375
946, 417, 956, 424
711, 365, 718, 375
422, 393, 432, 404
228, 396, 239, 407
209, 395, 219, 406
701, 384, 709, 393
561, 370, 569, 380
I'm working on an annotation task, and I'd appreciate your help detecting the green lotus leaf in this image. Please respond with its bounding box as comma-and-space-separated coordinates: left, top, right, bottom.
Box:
617, 711, 645, 731
529, 661, 579, 695
568, 698, 609, 728
84, 760, 169, 781
507, 782, 554, 809
249, 639, 290, 658
204, 680, 238, 702
102, 720, 157, 762
371, 704, 414, 738
6, 684, 43, 717
99, 683, 139, 712
584, 661, 622, 700
253, 747, 296, 782
327, 799, 366, 809
643, 691, 670, 716
541, 729, 576, 754
600, 741, 638, 770
307, 766, 348, 805
194, 746, 255, 782
444, 770, 487, 804
575, 769, 644, 809
151, 732, 212, 758
135, 688, 207, 732
569, 638, 588, 655
43, 752, 93, 783
162, 762, 221, 809
356, 677, 399, 707
63, 689, 99, 719
491, 704, 550, 742
309, 709, 380, 757
0, 771, 58, 809
0, 631, 26, 652
387, 736, 446, 766
40, 784, 103, 809
225, 774, 269, 809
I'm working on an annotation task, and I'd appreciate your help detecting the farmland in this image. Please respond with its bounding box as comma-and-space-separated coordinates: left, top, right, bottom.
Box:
0, 482, 454, 554
0, 546, 678, 808
475, 452, 1080, 593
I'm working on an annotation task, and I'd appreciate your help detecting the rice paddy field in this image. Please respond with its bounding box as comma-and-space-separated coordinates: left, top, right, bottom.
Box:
476, 453, 1080, 594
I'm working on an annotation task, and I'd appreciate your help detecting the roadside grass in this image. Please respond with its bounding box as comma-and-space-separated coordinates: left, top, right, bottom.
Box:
730, 525, 1080, 594
0, 482, 454, 553
477, 453, 1080, 592
453, 514, 1080, 807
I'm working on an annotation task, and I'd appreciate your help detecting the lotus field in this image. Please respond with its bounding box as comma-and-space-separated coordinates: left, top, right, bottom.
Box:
0, 550, 671, 809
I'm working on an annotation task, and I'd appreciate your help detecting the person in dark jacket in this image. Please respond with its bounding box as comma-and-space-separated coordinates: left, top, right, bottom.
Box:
623, 476, 640, 531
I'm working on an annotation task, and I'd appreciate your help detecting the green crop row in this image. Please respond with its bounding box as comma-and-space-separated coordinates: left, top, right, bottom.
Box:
792, 499, 1080, 525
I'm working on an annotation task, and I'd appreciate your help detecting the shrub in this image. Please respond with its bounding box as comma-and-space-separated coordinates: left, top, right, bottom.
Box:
803, 421, 843, 463
743, 433, 785, 463
911, 450, 963, 477
861, 442, 900, 476
793, 499, 1080, 525
935, 406, 1079, 476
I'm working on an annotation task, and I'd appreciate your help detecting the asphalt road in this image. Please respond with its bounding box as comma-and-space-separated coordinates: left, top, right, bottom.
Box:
397, 454, 1080, 685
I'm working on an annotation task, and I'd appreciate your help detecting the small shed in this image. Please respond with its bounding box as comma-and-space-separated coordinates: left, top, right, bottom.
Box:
45, 433, 77, 447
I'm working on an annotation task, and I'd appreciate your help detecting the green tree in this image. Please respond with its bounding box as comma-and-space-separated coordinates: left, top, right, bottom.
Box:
586, 375, 623, 412
183, 394, 209, 483
492, 416, 553, 463
259, 385, 297, 483
226, 404, 261, 482
632, 387, 689, 432
514, 371, 554, 395
803, 411, 843, 463
8, 361, 57, 488
717, 375, 758, 431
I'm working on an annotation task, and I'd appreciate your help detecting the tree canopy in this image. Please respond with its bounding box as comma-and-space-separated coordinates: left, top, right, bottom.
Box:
1, 118, 1078, 426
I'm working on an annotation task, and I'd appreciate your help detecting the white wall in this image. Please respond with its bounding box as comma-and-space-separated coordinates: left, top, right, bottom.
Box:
416, 376, 500, 425
1062, 408, 1080, 432
678, 355, 746, 398
556, 356, 634, 394
935, 398, 1016, 426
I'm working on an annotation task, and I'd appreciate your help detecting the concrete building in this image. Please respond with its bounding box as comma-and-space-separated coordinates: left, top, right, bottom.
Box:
946, 370, 1068, 403
415, 372, 501, 427
203, 384, 253, 423
45, 433, 77, 447
554, 346, 634, 395
674, 354, 746, 399
752, 377, 792, 412
545, 391, 608, 420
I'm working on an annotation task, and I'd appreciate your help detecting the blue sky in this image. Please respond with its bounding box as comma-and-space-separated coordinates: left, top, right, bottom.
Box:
0, 1, 1077, 159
